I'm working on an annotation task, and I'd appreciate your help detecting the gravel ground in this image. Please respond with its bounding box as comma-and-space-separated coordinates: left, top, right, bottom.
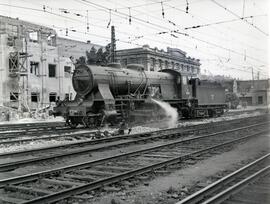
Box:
0, 111, 268, 203
88, 132, 270, 204
1, 110, 265, 153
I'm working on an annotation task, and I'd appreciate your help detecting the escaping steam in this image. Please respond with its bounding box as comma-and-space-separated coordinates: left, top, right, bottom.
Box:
151, 99, 178, 128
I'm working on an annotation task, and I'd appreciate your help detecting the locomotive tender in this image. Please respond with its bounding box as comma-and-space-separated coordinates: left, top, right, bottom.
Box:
53, 63, 227, 128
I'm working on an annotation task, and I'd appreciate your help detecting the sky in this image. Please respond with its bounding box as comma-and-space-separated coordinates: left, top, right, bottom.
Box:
0, 0, 269, 80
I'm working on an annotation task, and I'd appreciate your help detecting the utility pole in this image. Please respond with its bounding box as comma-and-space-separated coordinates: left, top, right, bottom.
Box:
110, 25, 116, 63
251, 66, 254, 87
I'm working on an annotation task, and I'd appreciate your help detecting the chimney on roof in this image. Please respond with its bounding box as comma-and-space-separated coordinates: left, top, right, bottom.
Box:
87, 40, 91, 44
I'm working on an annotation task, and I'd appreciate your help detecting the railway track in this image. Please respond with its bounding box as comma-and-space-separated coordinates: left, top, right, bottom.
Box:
0, 118, 268, 172
0, 129, 96, 146
176, 153, 270, 204
0, 115, 267, 147
0, 122, 268, 203
0, 121, 65, 132
0, 108, 266, 138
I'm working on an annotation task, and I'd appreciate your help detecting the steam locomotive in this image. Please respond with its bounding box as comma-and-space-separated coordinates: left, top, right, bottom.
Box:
53, 63, 227, 128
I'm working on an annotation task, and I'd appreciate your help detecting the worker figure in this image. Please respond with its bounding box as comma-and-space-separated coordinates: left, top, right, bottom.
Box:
56, 96, 62, 106
118, 120, 126, 135
128, 128, 132, 134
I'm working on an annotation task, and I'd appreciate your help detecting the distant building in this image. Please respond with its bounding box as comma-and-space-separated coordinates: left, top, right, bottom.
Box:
116, 45, 201, 78
58, 38, 102, 59
235, 79, 270, 106
0, 15, 102, 111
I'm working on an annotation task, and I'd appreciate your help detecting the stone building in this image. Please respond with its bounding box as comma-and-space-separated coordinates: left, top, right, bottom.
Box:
0, 15, 101, 111
235, 79, 270, 106
116, 45, 201, 77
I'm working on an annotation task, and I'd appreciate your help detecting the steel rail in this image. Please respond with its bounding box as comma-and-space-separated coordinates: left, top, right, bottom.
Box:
0, 114, 267, 136
0, 121, 65, 130
0, 126, 84, 137
15, 130, 269, 204
0, 127, 268, 188
0, 120, 267, 158
176, 153, 270, 204
0, 122, 268, 172
0, 129, 96, 145
202, 165, 270, 204
0, 114, 267, 147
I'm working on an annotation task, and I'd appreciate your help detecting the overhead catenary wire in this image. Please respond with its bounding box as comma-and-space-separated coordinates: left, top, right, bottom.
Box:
184, 15, 266, 30
112, 0, 268, 54
3, 1, 265, 56
210, 0, 268, 36
155, 0, 267, 47
0, 1, 266, 77
75, 0, 267, 65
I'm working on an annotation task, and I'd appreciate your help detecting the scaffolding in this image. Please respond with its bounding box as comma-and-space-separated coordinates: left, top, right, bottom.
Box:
8, 50, 31, 111
1, 15, 56, 112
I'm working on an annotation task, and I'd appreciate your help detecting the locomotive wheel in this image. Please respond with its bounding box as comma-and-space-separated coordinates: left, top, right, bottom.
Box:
208, 109, 217, 118
85, 117, 96, 128
84, 113, 102, 128
66, 118, 78, 129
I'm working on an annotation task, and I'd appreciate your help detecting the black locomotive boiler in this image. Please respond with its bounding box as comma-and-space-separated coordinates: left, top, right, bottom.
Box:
53, 63, 227, 128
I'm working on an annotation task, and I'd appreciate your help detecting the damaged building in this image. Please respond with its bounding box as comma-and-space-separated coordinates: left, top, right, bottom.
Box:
0, 15, 101, 112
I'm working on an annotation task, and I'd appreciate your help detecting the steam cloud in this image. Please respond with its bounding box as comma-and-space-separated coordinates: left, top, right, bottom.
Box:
151, 99, 178, 128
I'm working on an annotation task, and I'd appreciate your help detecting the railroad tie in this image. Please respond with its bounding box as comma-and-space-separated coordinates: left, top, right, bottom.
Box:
41, 178, 84, 187
5, 184, 53, 196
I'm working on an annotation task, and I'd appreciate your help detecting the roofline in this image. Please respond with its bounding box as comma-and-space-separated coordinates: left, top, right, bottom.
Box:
0, 15, 56, 34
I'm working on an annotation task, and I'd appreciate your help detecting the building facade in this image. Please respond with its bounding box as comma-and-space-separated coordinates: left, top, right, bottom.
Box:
0, 15, 101, 111
116, 45, 201, 77
235, 79, 270, 106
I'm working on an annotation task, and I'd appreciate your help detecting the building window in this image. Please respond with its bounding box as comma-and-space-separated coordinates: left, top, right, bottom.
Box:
176, 63, 180, 70
158, 59, 163, 70
182, 65, 186, 71
150, 58, 155, 71
187, 66, 190, 72
49, 93, 57, 102
9, 54, 18, 72
64, 66, 71, 78
10, 92, 19, 101
181, 64, 184, 71
7, 24, 18, 36
48, 64, 56, 77
182, 76, 187, 85
29, 32, 38, 42
258, 96, 263, 104
30, 61, 39, 76
129, 58, 138, 64
121, 59, 127, 67
165, 61, 169, 69
31, 92, 39, 102
171, 62, 175, 70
